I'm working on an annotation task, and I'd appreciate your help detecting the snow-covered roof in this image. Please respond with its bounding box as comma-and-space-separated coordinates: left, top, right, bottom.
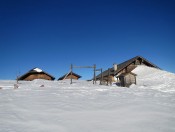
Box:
95, 56, 160, 79
18, 67, 55, 80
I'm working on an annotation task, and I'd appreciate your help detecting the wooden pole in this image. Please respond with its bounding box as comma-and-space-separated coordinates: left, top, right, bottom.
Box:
107, 68, 110, 85
94, 64, 96, 84
100, 68, 102, 85
93, 64, 96, 84
16, 75, 19, 84
135, 76, 137, 85
73, 66, 94, 68
70, 64, 73, 84
101, 69, 103, 84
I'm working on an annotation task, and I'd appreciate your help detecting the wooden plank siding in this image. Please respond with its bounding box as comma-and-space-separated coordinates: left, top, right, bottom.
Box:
118, 73, 136, 87
64, 74, 79, 80
23, 73, 52, 81
18, 68, 55, 81
58, 72, 81, 80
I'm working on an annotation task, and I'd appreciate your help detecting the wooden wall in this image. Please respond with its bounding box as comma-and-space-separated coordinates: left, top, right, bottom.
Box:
23, 73, 52, 81
124, 74, 136, 87
99, 75, 117, 85
64, 74, 79, 80
117, 62, 137, 76
119, 73, 136, 87
126, 63, 137, 72
102, 75, 114, 82
135, 59, 141, 65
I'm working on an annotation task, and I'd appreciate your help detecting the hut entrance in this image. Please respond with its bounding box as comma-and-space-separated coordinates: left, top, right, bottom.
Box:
118, 72, 137, 87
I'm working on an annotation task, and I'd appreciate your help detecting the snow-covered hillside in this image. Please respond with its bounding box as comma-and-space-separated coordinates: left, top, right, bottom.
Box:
0, 66, 175, 132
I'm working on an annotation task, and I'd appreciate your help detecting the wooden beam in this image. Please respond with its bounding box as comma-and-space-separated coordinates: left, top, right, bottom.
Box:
71, 64, 97, 85
73, 66, 95, 68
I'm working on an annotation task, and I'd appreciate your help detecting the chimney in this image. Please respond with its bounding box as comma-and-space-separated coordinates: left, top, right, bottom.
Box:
113, 63, 117, 71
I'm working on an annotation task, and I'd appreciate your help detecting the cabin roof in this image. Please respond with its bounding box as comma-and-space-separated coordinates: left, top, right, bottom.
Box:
18, 67, 55, 80
96, 56, 159, 79
118, 72, 137, 77
58, 71, 81, 80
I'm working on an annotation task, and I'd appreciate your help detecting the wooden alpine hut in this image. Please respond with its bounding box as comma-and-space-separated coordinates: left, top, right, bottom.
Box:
58, 71, 81, 80
95, 56, 159, 87
18, 67, 55, 81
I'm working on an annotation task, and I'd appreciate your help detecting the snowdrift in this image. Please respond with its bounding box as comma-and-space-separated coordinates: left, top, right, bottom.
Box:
0, 66, 175, 132
132, 65, 175, 93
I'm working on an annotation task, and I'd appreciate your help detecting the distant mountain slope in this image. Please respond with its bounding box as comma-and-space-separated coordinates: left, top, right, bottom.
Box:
132, 65, 175, 93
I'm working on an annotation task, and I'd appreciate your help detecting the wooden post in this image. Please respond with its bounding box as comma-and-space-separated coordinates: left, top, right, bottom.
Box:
70, 64, 73, 84
71, 64, 96, 84
124, 77, 126, 87
107, 68, 110, 85
135, 76, 137, 85
94, 64, 96, 84
93, 64, 96, 84
101, 69, 103, 84
100, 68, 102, 85
16, 75, 19, 84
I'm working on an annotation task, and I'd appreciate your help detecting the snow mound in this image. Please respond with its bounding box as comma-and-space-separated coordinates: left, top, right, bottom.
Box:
132, 65, 175, 93
1, 77, 175, 131
0, 66, 175, 131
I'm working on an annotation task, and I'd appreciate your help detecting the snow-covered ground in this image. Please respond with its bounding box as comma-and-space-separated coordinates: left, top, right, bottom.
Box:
0, 66, 175, 132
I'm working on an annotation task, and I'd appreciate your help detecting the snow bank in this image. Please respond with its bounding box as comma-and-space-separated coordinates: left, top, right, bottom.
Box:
132, 65, 175, 93
0, 67, 175, 132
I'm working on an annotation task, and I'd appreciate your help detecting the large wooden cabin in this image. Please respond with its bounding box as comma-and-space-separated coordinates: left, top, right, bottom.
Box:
95, 56, 159, 87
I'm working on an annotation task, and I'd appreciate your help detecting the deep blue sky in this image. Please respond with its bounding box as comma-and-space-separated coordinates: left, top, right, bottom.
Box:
0, 0, 175, 80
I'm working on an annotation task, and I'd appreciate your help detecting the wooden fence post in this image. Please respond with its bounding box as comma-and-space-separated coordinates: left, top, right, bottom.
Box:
93, 64, 96, 84
107, 68, 110, 85
100, 68, 102, 85
70, 64, 73, 84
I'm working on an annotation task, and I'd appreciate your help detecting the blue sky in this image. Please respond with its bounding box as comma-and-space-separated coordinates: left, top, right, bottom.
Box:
0, 0, 175, 80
